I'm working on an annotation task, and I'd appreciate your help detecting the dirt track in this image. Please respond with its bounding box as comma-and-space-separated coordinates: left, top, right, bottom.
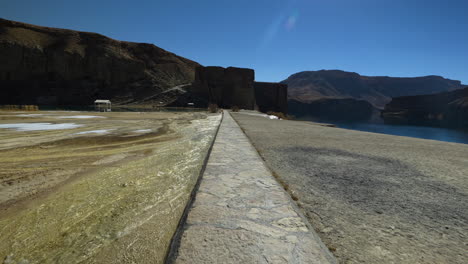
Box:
232, 111, 468, 264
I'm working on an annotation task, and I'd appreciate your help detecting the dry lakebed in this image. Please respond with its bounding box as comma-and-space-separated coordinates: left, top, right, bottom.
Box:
0, 110, 221, 264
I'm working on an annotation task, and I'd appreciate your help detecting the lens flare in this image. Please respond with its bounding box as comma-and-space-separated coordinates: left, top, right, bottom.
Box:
285, 16, 296, 31
285, 11, 299, 31
259, 9, 299, 50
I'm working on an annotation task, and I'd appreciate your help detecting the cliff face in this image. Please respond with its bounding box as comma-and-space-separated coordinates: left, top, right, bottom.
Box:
283, 70, 464, 109
0, 19, 288, 112
254, 82, 288, 114
383, 87, 468, 127
169, 66, 288, 113
190, 66, 256, 110
0, 18, 200, 105
289, 98, 375, 121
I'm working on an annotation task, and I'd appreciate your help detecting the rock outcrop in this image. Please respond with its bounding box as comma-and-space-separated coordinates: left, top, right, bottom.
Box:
382, 87, 468, 127
289, 98, 375, 121
283, 70, 465, 109
254, 82, 288, 114
190, 66, 256, 110
170, 66, 289, 113
0, 18, 200, 105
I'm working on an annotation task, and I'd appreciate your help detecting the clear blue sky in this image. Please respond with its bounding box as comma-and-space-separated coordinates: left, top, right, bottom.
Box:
2, 0, 468, 83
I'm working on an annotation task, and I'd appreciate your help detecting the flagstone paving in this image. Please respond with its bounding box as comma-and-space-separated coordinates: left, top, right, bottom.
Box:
170, 111, 336, 264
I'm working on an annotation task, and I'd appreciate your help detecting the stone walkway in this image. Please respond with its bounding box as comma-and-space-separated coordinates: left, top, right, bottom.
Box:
170, 111, 336, 264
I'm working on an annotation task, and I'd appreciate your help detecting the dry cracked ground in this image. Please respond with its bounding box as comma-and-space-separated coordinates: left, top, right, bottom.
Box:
0, 110, 221, 264
232, 112, 468, 264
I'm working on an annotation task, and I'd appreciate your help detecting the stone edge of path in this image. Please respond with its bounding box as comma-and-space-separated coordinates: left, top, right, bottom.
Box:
164, 111, 224, 263
167, 110, 337, 263
230, 111, 338, 263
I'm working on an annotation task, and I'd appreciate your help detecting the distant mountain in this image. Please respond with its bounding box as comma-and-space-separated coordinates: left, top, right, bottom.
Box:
0, 18, 200, 105
282, 70, 464, 109
383, 87, 468, 127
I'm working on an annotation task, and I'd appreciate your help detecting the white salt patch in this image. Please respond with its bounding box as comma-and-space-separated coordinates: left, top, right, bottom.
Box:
16, 114, 45, 117
241, 112, 269, 118
74, 129, 110, 135
238, 112, 281, 120
57, 115, 105, 119
0, 123, 82, 131
133, 129, 152, 133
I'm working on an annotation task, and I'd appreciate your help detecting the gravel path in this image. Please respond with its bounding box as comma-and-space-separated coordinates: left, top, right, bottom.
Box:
231, 111, 468, 264
171, 111, 336, 264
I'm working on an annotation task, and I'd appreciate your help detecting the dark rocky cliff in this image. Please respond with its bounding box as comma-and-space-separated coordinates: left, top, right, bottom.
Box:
283, 70, 464, 109
254, 82, 287, 114
0, 18, 200, 105
382, 87, 468, 127
289, 98, 375, 121
190, 66, 256, 110
0, 18, 288, 112
169, 66, 288, 113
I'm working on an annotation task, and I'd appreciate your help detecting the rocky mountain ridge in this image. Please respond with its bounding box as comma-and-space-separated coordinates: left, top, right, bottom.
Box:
0, 18, 288, 113
0, 18, 200, 105
283, 70, 464, 109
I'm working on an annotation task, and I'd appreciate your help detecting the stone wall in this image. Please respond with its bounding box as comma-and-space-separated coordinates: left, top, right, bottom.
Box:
254, 82, 288, 114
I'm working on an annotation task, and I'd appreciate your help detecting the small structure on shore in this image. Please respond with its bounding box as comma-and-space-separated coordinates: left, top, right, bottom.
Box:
94, 100, 111, 112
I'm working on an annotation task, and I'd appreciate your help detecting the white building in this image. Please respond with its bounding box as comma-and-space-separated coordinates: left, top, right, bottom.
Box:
94, 100, 111, 112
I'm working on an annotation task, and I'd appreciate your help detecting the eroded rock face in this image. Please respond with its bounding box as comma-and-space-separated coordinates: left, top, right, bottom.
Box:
170, 67, 289, 113
0, 18, 200, 105
288, 98, 375, 121
0, 19, 288, 112
190, 66, 227, 106
254, 82, 288, 113
189, 66, 256, 109
382, 87, 468, 127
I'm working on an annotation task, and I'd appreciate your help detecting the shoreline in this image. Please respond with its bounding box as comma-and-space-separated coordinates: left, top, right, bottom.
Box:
232, 111, 468, 264
292, 116, 468, 145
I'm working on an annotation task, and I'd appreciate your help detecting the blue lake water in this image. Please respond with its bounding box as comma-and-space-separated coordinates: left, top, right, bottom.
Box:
299, 117, 468, 145
34, 106, 468, 145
